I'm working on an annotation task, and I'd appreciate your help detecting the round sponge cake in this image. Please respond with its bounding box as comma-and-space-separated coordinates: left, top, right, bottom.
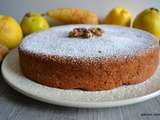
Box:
18, 25, 159, 91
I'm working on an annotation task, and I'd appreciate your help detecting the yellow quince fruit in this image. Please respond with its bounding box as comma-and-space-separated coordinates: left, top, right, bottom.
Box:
21, 12, 49, 36
104, 7, 132, 27
0, 15, 23, 49
46, 8, 99, 24
133, 8, 160, 38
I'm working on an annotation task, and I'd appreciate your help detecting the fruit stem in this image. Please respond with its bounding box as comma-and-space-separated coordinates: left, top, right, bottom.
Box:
41, 13, 46, 16
150, 7, 159, 12
25, 13, 32, 17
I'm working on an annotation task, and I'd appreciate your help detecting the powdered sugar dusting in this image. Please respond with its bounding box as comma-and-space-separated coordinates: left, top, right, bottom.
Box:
20, 25, 158, 58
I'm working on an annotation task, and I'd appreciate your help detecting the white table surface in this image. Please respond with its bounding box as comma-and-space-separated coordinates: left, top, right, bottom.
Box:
1, 73, 160, 120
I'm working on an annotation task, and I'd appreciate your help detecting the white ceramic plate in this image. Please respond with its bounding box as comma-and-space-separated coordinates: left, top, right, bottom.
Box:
2, 49, 160, 108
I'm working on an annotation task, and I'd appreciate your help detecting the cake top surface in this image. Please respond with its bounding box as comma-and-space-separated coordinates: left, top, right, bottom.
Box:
19, 25, 159, 59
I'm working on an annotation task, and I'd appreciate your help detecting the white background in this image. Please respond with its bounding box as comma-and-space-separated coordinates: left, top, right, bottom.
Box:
0, 0, 160, 22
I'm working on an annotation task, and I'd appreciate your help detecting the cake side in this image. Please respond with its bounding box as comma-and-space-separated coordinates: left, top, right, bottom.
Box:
19, 46, 159, 91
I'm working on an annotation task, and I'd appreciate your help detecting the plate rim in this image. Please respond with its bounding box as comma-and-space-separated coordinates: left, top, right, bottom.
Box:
1, 49, 160, 108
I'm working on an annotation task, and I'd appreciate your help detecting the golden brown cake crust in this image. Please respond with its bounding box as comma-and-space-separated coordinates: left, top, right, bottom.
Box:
18, 25, 159, 91
19, 47, 159, 91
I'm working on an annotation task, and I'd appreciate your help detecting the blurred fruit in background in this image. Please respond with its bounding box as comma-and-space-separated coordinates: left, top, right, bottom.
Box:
46, 8, 99, 24
104, 7, 132, 27
21, 12, 49, 36
0, 15, 23, 49
133, 8, 160, 38
0, 44, 8, 61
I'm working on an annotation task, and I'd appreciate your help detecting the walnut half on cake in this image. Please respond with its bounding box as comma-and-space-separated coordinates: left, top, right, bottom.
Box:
18, 25, 159, 91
